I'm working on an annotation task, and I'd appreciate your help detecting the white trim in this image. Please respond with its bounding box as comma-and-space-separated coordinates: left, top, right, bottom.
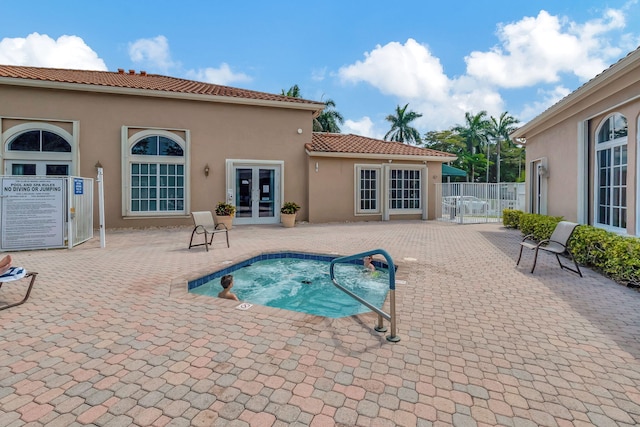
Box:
637, 116, 640, 236
511, 48, 640, 140
122, 127, 190, 217
383, 163, 428, 219
1, 121, 78, 175
354, 164, 382, 216
592, 114, 628, 233
577, 120, 588, 224
225, 159, 284, 225
529, 157, 548, 215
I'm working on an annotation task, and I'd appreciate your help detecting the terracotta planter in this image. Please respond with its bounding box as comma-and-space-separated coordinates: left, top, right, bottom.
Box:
215, 214, 234, 230
281, 213, 296, 228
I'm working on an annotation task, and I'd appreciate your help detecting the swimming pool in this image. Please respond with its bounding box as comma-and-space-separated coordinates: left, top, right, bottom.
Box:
188, 252, 390, 318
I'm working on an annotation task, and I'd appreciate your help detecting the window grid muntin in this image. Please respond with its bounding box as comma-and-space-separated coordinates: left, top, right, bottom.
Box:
129, 133, 186, 215
359, 168, 378, 211
389, 169, 421, 210
595, 114, 627, 230
8, 130, 72, 153
131, 163, 184, 212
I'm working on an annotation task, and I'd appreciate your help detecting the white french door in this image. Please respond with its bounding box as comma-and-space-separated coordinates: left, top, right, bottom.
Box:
229, 162, 282, 225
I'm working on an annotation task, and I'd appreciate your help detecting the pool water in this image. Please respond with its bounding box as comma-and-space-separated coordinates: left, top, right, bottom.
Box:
190, 258, 390, 318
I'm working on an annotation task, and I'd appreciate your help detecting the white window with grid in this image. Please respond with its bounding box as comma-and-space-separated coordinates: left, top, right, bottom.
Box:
123, 129, 189, 217
595, 113, 627, 232
389, 168, 421, 211
355, 165, 381, 214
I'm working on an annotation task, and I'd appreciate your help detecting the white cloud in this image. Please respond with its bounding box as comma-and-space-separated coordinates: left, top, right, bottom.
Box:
342, 117, 384, 139
339, 39, 450, 102
465, 9, 626, 88
311, 67, 327, 81
0, 32, 107, 70
337, 6, 634, 132
185, 63, 252, 86
518, 85, 571, 122
128, 35, 176, 71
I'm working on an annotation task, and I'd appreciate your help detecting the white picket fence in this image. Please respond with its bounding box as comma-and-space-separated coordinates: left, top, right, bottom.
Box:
435, 182, 525, 224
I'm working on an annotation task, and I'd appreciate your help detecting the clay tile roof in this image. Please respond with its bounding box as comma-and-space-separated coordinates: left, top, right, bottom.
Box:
306, 133, 456, 159
0, 64, 324, 107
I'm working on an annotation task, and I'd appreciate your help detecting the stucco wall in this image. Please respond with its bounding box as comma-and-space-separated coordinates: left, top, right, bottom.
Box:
307, 156, 442, 223
521, 70, 640, 234
0, 85, 313, 228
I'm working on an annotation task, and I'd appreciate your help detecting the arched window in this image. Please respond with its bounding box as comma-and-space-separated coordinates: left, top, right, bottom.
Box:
9, 130, 72, 152
126, 132, 187, 215
131, 136, 184, 156
595, 113, 627, 230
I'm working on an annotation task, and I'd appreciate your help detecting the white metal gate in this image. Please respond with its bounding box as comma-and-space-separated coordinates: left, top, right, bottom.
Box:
435, 182, 525, 224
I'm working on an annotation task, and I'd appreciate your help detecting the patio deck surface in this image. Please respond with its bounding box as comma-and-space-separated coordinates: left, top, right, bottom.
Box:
0, 221, 639, 426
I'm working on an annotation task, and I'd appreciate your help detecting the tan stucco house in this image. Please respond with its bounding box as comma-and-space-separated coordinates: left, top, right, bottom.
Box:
511, 46, 640, 237
0, 65, 455, 229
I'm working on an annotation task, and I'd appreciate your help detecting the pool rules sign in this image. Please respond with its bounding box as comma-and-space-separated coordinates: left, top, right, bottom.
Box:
0, 177, 66, 250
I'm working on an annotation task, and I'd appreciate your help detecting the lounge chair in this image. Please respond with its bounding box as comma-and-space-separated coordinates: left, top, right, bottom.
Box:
516, 221, 583, 277
0, 267, 38, 310
188, 211, 230, 252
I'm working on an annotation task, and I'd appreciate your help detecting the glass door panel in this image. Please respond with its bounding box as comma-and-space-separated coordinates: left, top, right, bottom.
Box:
235, 168, 253, 218
258, 169, 275, 218
232, 165, 280, 224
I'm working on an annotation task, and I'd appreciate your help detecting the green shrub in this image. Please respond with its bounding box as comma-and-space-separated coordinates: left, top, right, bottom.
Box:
602, 236, 640, 283
502, 209, 523, 228
518, 213, 563, 241
517, 214, 640, 286
569, 225, 613, 268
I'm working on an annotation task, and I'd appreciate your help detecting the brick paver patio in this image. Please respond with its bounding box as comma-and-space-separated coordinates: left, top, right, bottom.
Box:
0, 221, 639, 426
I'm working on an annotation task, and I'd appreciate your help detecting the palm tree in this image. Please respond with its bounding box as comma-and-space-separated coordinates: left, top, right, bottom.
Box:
281, 86, 344, 133
459, 152, 490, 182
313, 98, 344, 133
453, 111, 490, 180
281, 84, 301, 97
384, 104, 423, 144
488, 112, 519, 183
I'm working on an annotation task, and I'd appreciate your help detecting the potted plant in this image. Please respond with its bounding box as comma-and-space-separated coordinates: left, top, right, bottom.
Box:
215, 201, 236, 230
280, 202, 301, 228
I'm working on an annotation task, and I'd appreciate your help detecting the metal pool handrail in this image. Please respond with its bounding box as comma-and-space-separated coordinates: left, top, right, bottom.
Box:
329, 249, 400, 342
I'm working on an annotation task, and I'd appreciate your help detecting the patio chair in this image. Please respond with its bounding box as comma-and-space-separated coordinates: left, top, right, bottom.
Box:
0, 267, 38, 310
516, 221, 583, 277
188, 211, 230, 252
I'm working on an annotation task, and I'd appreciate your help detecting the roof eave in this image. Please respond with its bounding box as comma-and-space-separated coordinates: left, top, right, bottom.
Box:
0, 77, 325, 114
511, 47, 640, 139
305, 150, 456, 163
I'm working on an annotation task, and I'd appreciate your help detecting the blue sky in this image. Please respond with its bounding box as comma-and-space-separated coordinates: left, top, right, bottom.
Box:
2, 1, 639, 139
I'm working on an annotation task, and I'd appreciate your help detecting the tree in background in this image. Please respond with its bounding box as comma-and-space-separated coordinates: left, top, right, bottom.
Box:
281, 84, 302, 97
384, 104, 423, 144
426, 111, 523, 182
459, 152, 490, 183
453, 111, 490, 181
314, 98, 344, 133
281, 85, 343, 133
488, 111, 519, 183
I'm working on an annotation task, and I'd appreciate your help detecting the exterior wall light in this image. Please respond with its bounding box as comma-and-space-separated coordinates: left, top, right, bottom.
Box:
204, 164, 210, 177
